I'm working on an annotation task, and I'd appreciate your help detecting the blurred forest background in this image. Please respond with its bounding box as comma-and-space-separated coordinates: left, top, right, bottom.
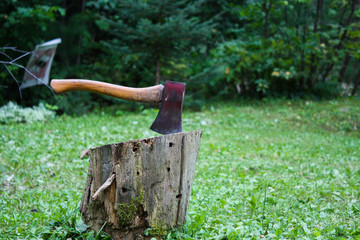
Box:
0, 0, 359, 114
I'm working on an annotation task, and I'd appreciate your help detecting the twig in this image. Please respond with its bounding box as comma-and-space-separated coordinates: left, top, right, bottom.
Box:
0, 47, 55, 97
10, 51, 33, 64
92, 174, 116, 200
1, 46, 31, 55
0, 51, 13, 61
1, 60, 55, 94
3, 64, 22, 99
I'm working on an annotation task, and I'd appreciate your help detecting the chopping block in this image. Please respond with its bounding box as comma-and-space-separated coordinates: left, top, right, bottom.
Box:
80, 130, 202, 239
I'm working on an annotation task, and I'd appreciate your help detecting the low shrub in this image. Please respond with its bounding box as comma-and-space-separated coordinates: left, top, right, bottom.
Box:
0, 101, 55, 124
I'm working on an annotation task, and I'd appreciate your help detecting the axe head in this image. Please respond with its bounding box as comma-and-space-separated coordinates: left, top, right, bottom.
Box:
150, 81, 186, 134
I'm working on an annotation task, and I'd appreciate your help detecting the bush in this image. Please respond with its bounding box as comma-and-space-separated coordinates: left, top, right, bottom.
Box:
0, 101, 55, 124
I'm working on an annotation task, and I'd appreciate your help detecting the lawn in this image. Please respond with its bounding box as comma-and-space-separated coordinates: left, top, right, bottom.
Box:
0, 98, 359, 239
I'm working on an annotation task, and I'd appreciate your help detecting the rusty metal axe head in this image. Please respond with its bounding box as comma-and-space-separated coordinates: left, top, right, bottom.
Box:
150, 81, 186, 135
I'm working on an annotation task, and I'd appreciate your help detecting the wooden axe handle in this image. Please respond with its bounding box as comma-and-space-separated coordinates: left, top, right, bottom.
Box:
51, 79, 164, 103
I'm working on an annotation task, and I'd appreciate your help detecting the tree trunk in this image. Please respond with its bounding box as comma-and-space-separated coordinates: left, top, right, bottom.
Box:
319, 0, 324, 29
322, 0, 358, 82
155, 56, 161, 85
313, 0, 322, 33
263, 0, 273, 39
76, 0, 86, 64
306, 0, 322, 88
155, 11, 162, 86
337, 5, 348, 34
338, 53, 351, 82
80, 130, 202, 239
299, 5, 308, 90
351, 65, 360, 96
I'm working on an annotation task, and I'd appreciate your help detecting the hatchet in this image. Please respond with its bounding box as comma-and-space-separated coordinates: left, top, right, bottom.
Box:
50, 79, 185, 134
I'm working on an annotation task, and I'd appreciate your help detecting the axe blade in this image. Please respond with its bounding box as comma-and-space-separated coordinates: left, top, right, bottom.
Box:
150, 81, 186, 134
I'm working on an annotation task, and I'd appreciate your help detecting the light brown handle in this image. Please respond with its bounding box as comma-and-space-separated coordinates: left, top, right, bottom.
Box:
51, 79, 164, 103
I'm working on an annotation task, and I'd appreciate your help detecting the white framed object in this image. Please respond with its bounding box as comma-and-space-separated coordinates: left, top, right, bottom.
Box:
20, 38, 61, 90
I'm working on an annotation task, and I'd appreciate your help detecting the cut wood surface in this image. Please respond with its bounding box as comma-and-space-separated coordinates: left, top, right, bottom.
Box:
80, 130, 202, 239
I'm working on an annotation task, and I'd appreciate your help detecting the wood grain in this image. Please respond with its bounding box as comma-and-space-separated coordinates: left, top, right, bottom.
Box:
80, 130, 202, 239
51, 79, 164, 103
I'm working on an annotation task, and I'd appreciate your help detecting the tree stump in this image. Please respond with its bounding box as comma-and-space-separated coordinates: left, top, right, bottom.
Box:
80, 130, 202, 239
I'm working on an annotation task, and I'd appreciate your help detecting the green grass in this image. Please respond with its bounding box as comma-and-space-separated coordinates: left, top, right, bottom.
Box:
1, 98, 359, 239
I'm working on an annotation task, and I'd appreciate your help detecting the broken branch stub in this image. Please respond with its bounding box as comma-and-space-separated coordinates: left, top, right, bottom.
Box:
80, 130, 202, 239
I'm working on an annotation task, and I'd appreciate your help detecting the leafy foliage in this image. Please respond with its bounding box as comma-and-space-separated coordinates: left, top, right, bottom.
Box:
193, 0, 360, 98
0, 0, 360, 110
92, 0, 214, 85
0, 101, 55, 124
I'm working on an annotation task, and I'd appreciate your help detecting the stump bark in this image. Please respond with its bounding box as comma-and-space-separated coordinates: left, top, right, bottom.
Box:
80, 130, 202, 239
